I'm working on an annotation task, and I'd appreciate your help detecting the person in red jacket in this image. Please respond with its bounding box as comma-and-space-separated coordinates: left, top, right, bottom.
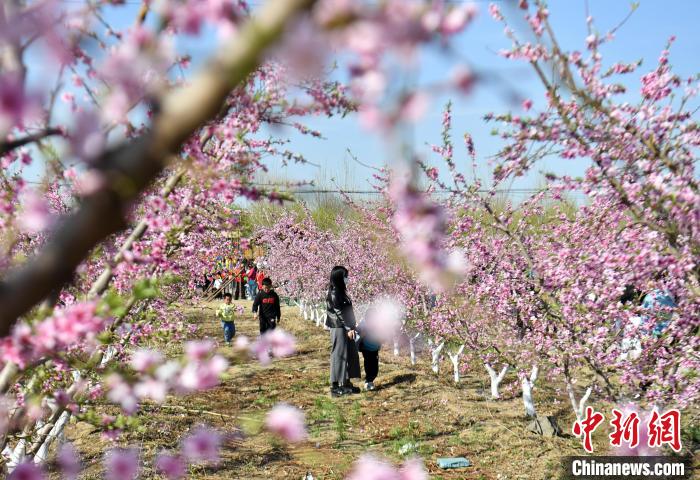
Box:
256, 268, 265, 291
246, 263, 258, 298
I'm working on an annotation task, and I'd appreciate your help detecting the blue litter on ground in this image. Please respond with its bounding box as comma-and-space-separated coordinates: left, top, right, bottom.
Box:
437, 457, 472, 469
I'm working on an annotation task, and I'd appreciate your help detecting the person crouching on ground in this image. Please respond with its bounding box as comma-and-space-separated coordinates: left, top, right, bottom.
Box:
252, 277, 281, 334
326, 266, 361, 397
216, 293, 236, 345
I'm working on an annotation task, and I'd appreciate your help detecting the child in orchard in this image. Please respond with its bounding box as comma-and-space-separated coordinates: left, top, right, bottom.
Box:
216, 293, 236, 345
252, 277, 281, 334
357, 311, 381, 391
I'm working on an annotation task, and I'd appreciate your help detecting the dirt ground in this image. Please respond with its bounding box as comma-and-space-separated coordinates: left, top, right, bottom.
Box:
62, 299, 699, 479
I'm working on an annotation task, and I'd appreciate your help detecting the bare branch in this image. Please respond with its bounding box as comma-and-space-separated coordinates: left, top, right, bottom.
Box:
0, 129, 63, 157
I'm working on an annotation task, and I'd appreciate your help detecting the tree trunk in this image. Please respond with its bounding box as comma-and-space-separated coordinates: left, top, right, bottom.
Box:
430, 340, 445, 374
485, 363, 509, 399
409, 333, 420, 365
447, 344, 465, 383
521, 365, 539, 418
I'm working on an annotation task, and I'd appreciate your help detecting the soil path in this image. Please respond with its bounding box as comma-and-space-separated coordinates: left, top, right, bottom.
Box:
66, 299, 585, 479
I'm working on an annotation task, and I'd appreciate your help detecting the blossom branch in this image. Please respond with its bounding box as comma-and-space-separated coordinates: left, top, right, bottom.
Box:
0, 0, 317, 335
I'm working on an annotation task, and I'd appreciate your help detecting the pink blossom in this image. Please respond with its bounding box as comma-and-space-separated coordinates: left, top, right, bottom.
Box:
106, 374, 139, 414
18, 190, 54, 234
57, 443, 81, 480
441, 4, 477, 35
358, 105, 390, 131
451, 65, 475, 93
133, 377, 168, 403
265, 403, 307, 443
233, 335, 250, 350
488, 3, 504, 21
69, 110, 105, 163
251, 329, 296, 365
346, 454, 428, 480
364, 298, 404, 343
8, 462, 46, 480
130, 349, 164, 372
610, 406, 661, 456
345, 454, 399, 480
276, 17, 328, 79
184, 340, 215, 361
399, 92, 429, 123
351, 70, 387, 103
0, 73, 40, 137
399, 458, 428, 480
102, 89, 131, 124
178, 355, 228, 391
585, 34, 597, 48
181, 426, 222, 464
522, 98, 533, 110
104, 448, 140, 480
155, 452, 186, 480
155, 360, 181, 383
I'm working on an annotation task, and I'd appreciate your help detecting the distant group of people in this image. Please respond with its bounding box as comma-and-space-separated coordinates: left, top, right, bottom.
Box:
199, 260, 266, 301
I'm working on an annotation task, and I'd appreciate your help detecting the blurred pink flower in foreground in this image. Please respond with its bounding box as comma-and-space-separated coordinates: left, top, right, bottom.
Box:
181, 426, 222, 464
251, 329, 296, 365
610, 404, 661, 456
18, 190, 54, 234
130, 348, 164, 372
265, 403, 307, 443
234, 335, 250, 350
364, 297, 404, 343
8, 462, 46, 480
155, 452, 186, 480
346, 454, 427, 480
57, 443, 81, 480
104, 448, 140, 480
184, 339, 216, 361
0, 72, 41, 137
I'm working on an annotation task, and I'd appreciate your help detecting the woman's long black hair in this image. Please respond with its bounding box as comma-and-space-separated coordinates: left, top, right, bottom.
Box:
329, 266, 348, 292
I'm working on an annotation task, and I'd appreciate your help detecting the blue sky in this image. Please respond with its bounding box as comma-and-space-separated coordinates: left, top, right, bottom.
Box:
269, 0, 700, 194
27, 1, 700, 196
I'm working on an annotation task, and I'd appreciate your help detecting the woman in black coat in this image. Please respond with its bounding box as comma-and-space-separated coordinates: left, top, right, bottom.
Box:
325, 266, 361, 397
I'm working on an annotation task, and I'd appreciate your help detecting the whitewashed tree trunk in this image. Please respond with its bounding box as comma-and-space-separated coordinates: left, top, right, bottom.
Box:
447, 344, 466, 383
7, 437, 26, 470
409, 333, 420, 365
33, 410, 71, 464
393, 337, 400, 356
430, 341, 445, 374
484, 363, 509, 399
315, 305, 323, 327
303, 302, 309, 321
566, 380, 593, 423
521, 365, 539, 418
101, 345, 117, 366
